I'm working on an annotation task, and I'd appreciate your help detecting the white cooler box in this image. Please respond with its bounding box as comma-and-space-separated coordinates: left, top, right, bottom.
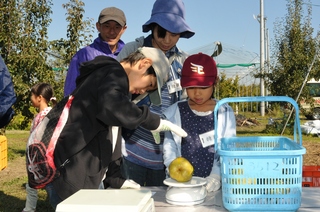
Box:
56, 189, 155, 212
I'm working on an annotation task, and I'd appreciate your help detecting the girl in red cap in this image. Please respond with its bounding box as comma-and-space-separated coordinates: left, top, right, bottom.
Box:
163, 53, 236, 192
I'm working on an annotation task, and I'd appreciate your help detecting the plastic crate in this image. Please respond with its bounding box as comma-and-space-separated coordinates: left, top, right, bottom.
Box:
302, 166, 320, 187
214, 96, 306, 212
0, 135, 8, 170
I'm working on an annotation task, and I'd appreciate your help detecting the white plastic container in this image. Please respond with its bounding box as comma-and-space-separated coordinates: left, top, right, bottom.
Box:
56, 189, 155, 212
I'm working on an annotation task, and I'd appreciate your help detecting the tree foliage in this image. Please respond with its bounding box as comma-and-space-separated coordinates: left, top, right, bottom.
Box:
0, 0, 54, 128
217, 72, 239, 99
62, 0, 93, 63
0, 0, 93, 129
267, 0, 319, 100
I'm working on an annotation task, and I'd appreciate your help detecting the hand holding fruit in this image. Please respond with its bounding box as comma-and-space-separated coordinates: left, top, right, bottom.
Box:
169, 157, 194, 182
151, 119, 188, 144
205, 174, 221, 192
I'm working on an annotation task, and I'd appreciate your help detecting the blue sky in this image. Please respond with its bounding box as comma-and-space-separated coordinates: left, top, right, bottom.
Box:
48, 0, 320, 56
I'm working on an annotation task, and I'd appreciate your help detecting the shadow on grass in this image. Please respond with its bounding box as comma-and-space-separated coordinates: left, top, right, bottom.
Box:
0, 190, 26, 211
0, 188, 54, 212
8, 148, 26, 161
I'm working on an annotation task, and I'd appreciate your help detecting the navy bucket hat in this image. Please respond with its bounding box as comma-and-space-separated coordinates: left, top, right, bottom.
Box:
142, 0, 195, 39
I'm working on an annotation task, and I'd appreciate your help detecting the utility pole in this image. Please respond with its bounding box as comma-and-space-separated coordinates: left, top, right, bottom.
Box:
265, 23, 270, 109
260, 0, 265, 116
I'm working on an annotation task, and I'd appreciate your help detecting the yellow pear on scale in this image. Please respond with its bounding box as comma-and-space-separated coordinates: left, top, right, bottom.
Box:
169, 157, 194, 182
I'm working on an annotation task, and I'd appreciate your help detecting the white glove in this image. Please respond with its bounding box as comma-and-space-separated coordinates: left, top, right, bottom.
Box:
151, 119, 188, 144
120, 179, 141, 189
206, 174, 221, 192
121, 137, 128, 157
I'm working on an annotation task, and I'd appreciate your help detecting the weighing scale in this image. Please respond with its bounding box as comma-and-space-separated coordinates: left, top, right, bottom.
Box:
163, 176, 207, 206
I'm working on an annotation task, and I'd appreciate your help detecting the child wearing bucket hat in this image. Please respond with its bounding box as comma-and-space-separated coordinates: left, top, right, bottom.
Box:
117, 0, 195, 187
163, 53, 237, 192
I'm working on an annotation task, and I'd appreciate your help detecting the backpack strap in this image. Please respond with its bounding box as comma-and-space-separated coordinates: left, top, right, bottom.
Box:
46, 96, 74, 169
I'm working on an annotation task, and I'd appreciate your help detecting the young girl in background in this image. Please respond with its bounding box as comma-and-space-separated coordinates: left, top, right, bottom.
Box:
163, 53, 236, 192
22, 82, 56, 212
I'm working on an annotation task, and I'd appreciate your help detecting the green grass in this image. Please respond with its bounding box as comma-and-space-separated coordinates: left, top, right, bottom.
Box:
0, 130, 54, 212
6, 130, 28, 161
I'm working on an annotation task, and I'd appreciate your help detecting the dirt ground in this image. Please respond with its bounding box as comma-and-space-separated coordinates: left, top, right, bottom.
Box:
0, 156, 26, 185
303, 141, 320, 166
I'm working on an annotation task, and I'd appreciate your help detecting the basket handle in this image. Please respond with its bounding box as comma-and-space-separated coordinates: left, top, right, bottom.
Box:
214, 96, 302, 150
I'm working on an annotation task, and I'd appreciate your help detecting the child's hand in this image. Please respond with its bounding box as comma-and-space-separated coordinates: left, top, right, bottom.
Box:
205, 174, 221, 192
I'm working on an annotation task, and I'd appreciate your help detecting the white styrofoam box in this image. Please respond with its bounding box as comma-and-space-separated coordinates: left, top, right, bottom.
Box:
56, 189, 155, 212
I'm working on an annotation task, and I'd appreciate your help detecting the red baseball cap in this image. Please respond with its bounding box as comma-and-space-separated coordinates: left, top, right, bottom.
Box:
181, 53, 217, 88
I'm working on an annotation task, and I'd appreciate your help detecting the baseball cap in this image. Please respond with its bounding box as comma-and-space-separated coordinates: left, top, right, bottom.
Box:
181, 53, 217, 88
98, 7, 126, 26
142, 0, 194, 38
138, 47, 169, 105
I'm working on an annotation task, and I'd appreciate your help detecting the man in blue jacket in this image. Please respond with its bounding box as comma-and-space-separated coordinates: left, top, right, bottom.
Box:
64, 7, 127, 96
0, 55, 16, 130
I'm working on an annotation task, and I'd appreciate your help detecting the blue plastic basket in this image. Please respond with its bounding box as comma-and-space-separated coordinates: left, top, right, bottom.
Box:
214, 96, 306, 212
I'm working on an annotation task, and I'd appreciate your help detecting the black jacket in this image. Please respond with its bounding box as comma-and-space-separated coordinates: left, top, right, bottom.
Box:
53, 56, 160, 200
